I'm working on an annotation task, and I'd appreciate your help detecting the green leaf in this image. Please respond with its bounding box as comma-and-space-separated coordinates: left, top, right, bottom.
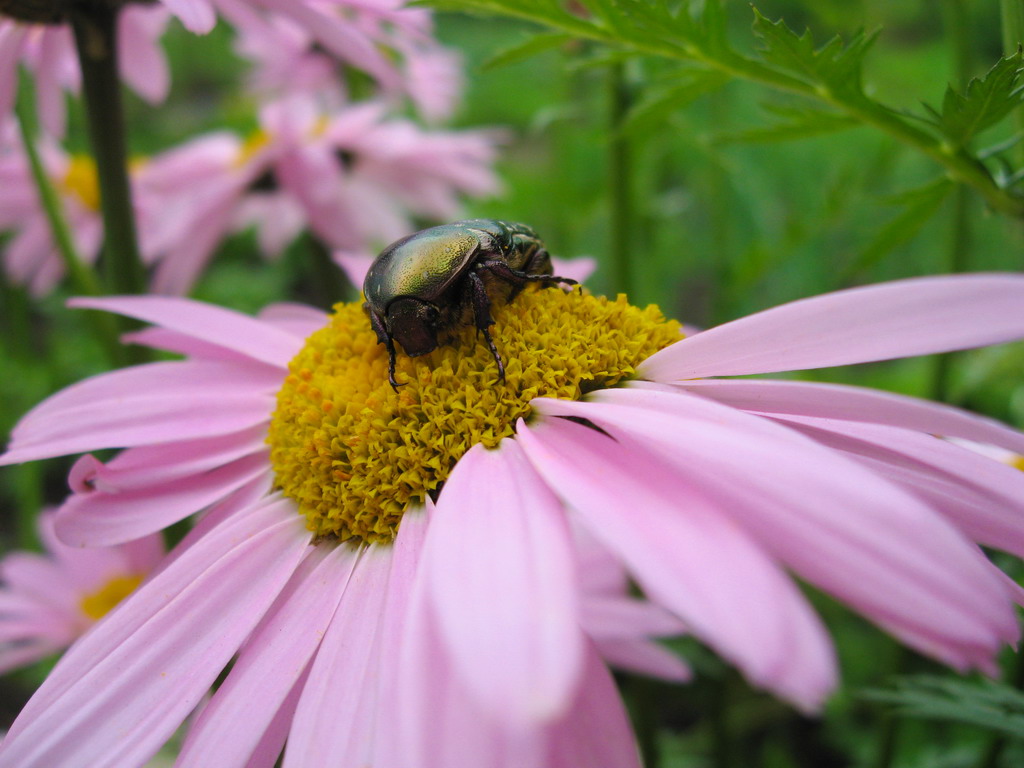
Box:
840, 178, 953, 281
482, 32, 574, 70
620, 70, 730, 136
752, 8, 877, 98
862, 675, 1024, 739
716, 103, 858, 144
928, 50, 1024, 146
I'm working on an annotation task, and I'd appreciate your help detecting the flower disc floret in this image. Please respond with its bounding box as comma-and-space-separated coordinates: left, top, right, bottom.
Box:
269, 287, 681, 544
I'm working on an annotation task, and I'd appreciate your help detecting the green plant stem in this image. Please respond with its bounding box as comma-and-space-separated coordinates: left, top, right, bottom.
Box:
15, 96, 124, 366
443, 2, 1024, 219
608, 61, 634, 298
70, 3, 146, 296
1003, 0, 1024, 170
933, 0, 974, 404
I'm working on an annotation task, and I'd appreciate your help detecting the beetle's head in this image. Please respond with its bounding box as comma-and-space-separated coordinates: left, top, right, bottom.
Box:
386, 297, 440, 357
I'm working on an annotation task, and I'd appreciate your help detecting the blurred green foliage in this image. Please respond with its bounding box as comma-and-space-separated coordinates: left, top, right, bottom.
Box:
1, 1, 1024, 765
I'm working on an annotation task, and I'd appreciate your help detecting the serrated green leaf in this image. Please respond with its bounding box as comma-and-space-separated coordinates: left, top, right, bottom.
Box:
482, 32, 574, 70
620, 70, 730, 136
862, 675, 1024, 739
840, 178, 952, 281
752, 8, 876, 98
716, 103, 858, 144
928, 51, 1024, 146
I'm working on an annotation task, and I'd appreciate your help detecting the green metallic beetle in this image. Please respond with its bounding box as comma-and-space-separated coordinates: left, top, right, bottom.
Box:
363, 219, 577, 390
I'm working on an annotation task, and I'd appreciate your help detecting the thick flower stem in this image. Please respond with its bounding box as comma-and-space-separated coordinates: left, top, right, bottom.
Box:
15, 94, 125, 366
608, 62, 634, 299
70, 3, 146, 296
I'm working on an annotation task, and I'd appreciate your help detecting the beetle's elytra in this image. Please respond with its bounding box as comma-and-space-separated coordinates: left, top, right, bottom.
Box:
363, 219, 577, 390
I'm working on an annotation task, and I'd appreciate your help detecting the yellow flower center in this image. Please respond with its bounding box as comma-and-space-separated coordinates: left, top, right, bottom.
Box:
235, 129, 271, 168
61, 155, 100, 212
268, 287, 681, 545
79, 573, 143, 621
1011, 454, 1024, 472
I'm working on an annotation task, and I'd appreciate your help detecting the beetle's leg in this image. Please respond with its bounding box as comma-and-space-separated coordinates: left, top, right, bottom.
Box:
366, 305, 404, 391
477, 258, 578, 290
468, 270, 505, 381
386, 339, 403, 392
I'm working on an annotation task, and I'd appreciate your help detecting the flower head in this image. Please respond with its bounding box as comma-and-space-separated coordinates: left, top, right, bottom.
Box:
0, 512, 163, 673
2, 272, 1024, 765
135, 98, 501, 294
0, 127, 102, 294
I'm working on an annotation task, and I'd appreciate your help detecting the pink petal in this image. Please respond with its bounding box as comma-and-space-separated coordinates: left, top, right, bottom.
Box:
766, 415, 1024, 559
333, 250, 373, 288
551, 256, 596, 284
545, 642, 642, 768
56, 451, 271, 546
0, 640, 66, 675
426, 440, 584, 726
257, 302, 329, 339
161, 0, 216, 33
677, 379, 1024, 454
581, 595, 685, 641
178, 543, 359, 768
34, 29, 69, 138
538, 387, 1018, 673
515, 416, 837, 711
67, 425, 267, 492
1, 361, 277, 464
68, 295, 300, 369
639, 274, 1024, 381
0, 496, 310, 767
595, 638, 692, 683
118, 8, 171, 103
389, 564, 547, 768
120, 327, 257, 363
282, 547, 392, 767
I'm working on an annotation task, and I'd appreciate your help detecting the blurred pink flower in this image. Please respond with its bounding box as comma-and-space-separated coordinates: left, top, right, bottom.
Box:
136, 98, 501, 294
0, 127, 103, 295
0, 512, 163, 674
216, 0, 464, 121
0, 5, 170, 137
0, 126, 161, 295
1, 274, 1024, 765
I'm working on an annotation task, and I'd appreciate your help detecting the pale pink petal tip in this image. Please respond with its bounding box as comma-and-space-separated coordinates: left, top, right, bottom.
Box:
640, 273, 1024, 382
161, 0, 216, 34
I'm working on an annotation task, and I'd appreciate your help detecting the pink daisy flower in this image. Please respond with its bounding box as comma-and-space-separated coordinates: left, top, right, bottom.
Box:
0, 125, 161, 296
0, 512, 163, 674
0, 126, 103, 295
0, 5, 170, 137
135, 98, 500, 294
2, 272, 1024, 765
214, 0, 463, 120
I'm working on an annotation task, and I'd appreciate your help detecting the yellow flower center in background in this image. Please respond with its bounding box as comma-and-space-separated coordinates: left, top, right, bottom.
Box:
79, 574, 143, 621
235, 129, 271, 168
1011, 454, 1024, 472
269, 287, 681, 545
61, 155, 100, 211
